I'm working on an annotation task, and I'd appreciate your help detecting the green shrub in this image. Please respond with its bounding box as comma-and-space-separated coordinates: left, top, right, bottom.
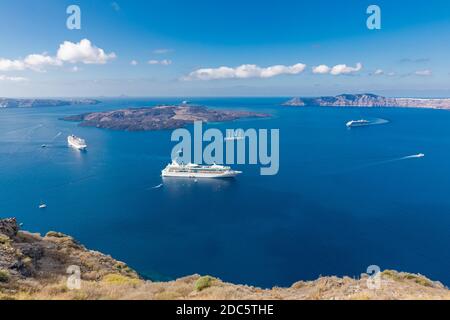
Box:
382, 270, 433, 287
403, 274, 433, 287
195, 276, 216, 292
102, 273, 141, 285
0, 233, 10, 245
0, 270, 10, 283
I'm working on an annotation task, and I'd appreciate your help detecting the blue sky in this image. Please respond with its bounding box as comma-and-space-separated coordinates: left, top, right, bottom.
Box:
0, 0, 449, 97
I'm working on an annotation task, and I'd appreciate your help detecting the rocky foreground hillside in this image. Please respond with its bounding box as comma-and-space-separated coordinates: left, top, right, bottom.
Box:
283, 94, 450, 109
1, 218, 449, 300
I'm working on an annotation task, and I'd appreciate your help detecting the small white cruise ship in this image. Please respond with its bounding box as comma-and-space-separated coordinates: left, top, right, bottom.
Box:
224, 131, 245, 141
67, 135, 87, 150
162, 161, 241, 178
346, 119, 371, 128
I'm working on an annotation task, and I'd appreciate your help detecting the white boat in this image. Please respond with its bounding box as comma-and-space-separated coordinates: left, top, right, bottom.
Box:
39, 203, 47, 209
346, 119, 371, 128
68, 135, 87, 150
162, 161, 241, 178
416, 153, 425, 158
224, 131, 245, 141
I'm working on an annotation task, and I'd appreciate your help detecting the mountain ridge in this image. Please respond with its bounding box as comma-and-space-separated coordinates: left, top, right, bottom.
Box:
0, 98, 100, 108
283, 93, 450, 109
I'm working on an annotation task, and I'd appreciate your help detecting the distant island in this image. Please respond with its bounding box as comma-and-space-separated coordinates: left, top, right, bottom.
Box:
0, 98, 100, 108
283, 93, 450, 109
63, 105, 270, 131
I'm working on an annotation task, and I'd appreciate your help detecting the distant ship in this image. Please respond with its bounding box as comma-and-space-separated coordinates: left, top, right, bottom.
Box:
346, 119, 371, 128
162, 161, 241, 178
224, 131, 245, 141
67, 135, 87, 150
416, 153, 425, 158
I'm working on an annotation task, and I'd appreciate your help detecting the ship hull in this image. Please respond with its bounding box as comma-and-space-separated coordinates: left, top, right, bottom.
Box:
347, 123, 370, 128
67, 139, 87, 150
346, 120, 371, 128
161, 170, 241, 179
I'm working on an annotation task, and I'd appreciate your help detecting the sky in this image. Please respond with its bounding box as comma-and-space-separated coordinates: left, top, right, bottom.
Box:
0, 0, 449, 97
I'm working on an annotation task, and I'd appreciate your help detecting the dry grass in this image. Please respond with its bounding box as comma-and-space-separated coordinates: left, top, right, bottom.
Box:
1, 219, 449, 300
1, 271, 449, 300
102, 274, 142, 286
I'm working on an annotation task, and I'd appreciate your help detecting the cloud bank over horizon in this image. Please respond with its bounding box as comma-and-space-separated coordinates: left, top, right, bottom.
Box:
183, 63, 307, 81
0, 39, 115, 73
312, 63, 363, 75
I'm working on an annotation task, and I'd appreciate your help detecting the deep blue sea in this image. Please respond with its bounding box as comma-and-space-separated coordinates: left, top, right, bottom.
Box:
1, 98, 450, 288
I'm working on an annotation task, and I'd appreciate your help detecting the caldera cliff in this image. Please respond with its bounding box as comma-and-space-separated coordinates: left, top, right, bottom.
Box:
283, 93, 450, 109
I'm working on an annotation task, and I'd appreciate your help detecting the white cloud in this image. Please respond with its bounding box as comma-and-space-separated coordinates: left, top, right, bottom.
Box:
148, 59, 172, 65
0, 75, 28, 82
153, 48, 173, 54
0, 59, 26, 71
312, 65, 331, 74
130, 60, 138, 66
184, 63, 307, 80
415, 69, 432, 76
0, 54, 61, 72
57, 39, 116, 64
24, 54, 62, 71
330, 63, 362, 75
374, 69, 384, 75
0, 39, 115, 73
372, 69, 397, 76
310, 63, 363, 76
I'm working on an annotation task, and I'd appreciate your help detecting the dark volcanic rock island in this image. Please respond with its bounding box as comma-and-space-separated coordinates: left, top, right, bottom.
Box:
63, 105, 270, 131
283, 93, 450, 109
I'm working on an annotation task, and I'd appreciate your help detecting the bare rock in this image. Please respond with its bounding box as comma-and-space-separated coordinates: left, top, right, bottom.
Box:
63, 105, 270, 131
0, 218, 19, 238
283, 93, 450, 109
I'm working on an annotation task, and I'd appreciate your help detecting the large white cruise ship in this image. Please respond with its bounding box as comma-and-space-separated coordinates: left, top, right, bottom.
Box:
67, 135, 87, 150
162, 161, 242, 178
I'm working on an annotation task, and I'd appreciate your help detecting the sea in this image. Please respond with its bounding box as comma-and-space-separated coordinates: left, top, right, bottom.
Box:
1, 97, 449, 288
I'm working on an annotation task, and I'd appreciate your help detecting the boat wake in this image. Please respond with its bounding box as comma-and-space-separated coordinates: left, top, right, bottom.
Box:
401, 153, 425, 160
52, 132, 62, 141
4, 124, 44, 136
371, 118, 389, 125
151, 183, 164, 189
353, 153, 426, 170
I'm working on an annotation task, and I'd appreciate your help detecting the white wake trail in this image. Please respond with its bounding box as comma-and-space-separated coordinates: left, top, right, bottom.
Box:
52, 132, 62, 141
400, 154, 425, 160
348, 153, 426, 172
